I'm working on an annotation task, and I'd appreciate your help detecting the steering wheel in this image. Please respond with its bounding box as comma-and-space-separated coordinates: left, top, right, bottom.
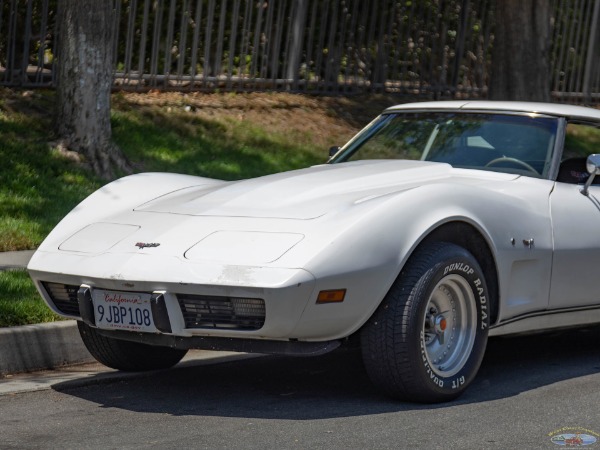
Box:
484, 157, 540, 175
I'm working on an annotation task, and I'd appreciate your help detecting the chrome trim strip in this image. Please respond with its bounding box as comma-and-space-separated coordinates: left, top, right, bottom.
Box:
490, 305, 600, 336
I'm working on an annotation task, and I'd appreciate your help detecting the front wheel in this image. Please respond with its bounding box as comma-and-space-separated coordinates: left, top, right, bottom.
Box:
361, 242, 490, 402
78, 322, 188, 371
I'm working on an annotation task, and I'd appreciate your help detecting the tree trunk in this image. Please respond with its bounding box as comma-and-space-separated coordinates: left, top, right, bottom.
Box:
56, 0, 132, 180
489, 0, 551, 102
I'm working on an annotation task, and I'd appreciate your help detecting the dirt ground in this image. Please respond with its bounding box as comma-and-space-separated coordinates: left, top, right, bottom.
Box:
116, 90, 407, 148
1, 86, 412, 150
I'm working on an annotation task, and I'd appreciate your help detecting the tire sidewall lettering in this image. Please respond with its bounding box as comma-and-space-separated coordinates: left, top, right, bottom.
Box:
420, 330, 445, 387
440, 262, 488, 330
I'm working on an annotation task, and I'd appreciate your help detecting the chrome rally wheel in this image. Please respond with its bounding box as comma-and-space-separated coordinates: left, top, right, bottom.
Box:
361, 242, 490, 402
422, 274, 478, 378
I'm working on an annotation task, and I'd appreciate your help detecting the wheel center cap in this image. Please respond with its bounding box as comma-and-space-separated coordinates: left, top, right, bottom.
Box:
434, 316, 447, 334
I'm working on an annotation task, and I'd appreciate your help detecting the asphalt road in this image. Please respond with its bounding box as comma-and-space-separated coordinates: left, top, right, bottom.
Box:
2, 328, 600, 449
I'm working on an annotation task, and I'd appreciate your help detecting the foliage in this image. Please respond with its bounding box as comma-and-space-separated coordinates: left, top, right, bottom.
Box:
2, 0, 598, 101
564, 123, 600, 158
1, 0, 494, 95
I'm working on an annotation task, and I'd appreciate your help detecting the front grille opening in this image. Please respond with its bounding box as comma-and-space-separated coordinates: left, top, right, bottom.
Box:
42, 282, 80, 316
177, 294, 265, 330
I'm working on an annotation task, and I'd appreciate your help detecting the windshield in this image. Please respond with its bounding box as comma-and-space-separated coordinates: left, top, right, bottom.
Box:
330, 112, 559, 178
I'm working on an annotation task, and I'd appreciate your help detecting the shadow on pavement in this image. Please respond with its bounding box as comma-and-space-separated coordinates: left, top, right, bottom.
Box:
52, 327, 600, 419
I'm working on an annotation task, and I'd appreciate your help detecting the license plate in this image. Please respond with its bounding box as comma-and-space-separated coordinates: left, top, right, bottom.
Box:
91, 289, 158, 333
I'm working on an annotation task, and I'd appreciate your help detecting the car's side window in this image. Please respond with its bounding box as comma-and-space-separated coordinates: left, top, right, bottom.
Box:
557, 123, 600, 184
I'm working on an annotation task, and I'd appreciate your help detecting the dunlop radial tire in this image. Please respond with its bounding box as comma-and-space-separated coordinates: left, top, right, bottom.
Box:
361, 242, 489, 403
77, 322, 187, 371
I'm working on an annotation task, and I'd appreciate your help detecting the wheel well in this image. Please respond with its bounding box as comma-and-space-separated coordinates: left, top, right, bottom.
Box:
418, 221, 499, 325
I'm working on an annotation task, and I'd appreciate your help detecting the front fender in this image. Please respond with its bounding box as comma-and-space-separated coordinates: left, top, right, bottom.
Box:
291, 177, 554, 339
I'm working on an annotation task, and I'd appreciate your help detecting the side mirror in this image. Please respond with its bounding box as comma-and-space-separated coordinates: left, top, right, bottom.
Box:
328, 146, 340, 157
581, 154, 600, 196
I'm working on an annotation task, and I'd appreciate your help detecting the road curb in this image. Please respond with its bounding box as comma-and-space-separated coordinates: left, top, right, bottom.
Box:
0, 251, 94, 375
0, 320, 93, 375
0, 250, 35, 270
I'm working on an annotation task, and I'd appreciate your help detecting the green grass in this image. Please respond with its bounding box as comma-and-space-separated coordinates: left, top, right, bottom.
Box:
0, 270, 62, 326
564, 123, 600, 158
111, 105, 323, 180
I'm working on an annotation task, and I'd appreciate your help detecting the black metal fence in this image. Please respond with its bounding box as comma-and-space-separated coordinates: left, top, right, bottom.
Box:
1, 0, 599, 103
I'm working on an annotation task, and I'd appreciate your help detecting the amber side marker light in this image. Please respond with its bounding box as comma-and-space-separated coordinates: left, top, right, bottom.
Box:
317, 289, 347, 303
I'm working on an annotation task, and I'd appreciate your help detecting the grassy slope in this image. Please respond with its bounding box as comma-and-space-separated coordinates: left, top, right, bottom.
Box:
112, 96, 322, 180
0, 270, 61, 326
0, 88, 399, 325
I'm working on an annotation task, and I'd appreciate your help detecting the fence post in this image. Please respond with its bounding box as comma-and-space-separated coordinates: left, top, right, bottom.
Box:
582, 0, 599, 105
451, 0, 470, 97
286, 0, 308, 90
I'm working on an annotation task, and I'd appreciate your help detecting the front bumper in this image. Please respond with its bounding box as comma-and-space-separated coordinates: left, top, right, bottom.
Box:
29, 248, 388, 344
31, 269, 316, 342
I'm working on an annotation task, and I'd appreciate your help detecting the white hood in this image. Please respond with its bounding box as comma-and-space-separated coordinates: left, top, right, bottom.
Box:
134, 160, 509, 220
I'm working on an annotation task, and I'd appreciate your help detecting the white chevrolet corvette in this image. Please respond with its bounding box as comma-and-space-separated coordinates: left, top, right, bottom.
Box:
28, 101, 600, 402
